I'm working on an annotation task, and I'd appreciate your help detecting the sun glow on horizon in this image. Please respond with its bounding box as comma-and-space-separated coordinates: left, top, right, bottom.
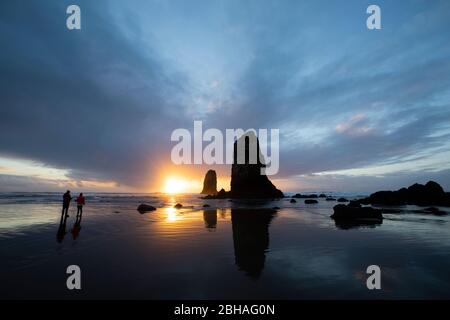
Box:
161, 174, 229, 194
164, 177, 188, 194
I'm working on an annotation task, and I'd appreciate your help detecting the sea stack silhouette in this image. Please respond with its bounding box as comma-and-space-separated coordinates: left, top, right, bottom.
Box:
230, 131, 283, 199
202, 132, 284, 199
201, 170, 218, 195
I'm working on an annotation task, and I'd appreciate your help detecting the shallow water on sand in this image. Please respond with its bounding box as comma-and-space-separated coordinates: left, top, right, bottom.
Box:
1, 193, 450, 299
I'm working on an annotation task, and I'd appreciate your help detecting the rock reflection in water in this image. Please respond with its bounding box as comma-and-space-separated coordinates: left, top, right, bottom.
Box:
333, 219, 383, 230
203, 209, 217, 230
231, 208, 276, 279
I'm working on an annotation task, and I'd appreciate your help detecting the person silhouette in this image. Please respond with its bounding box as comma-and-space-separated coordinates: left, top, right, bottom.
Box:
62, 190, 72, 218
76, 193, 85, 216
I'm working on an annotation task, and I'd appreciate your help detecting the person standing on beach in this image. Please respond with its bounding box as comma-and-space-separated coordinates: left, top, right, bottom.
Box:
62, 190, 72, 218
76, 193, 85, 216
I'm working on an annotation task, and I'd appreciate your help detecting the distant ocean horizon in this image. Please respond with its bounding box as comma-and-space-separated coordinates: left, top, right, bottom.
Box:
0, 191, 369, 203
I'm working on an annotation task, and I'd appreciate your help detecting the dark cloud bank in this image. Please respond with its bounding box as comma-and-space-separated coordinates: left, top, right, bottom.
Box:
1, 0, 450, 192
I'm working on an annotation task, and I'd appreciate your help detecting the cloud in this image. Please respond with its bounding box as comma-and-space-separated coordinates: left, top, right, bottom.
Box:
1, 0, 450, 192
335, 114, 374, 137
0, 0, 192, 190
201, 0, 450, 189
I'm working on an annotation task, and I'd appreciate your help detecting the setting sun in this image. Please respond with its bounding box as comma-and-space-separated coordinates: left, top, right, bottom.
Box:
164, 178, 188, 194
163, 177, 203, 194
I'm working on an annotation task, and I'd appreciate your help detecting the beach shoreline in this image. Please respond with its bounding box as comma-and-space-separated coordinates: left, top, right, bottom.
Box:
1, 192, 450, 299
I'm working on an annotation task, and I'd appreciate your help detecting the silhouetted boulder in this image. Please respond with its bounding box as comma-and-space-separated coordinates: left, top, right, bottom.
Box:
203, 188, 229, 199
359, 190, 406, 206
305, 199, 318, 204
348, 200, 361, 207
409, 181, 444, 201
292, 193, 317, 198
174, 203, 183, 209
137, 204, 156, 213
337, 198, 349, 202
217, 188, 227, 196
290, 199, 297, 203
359, 181, 449, 206
326, 197, 336, 201
230, 132, 284, 199
201, 170, 218, 195
331, 204, 383, 221
319, 194, 327, 198
202, 204, 210, 208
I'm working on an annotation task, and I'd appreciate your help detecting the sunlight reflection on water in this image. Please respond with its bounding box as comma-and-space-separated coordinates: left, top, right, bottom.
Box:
1, 193, 450, 299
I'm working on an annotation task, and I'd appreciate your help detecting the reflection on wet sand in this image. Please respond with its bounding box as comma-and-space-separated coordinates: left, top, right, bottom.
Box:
203, 209, 217, 230
71, 212, 83, 240
56, 211, 83, 243
333, 219, 382, 230
5, 193, 450, 299
231, 209, 276, 278
56, 212, 69, 243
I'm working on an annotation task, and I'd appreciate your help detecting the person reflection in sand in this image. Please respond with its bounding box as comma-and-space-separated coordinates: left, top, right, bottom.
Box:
56, 211, 69, 243
203, 209, 217, 230
71, 210, 83, 240
231, 208, 276, 279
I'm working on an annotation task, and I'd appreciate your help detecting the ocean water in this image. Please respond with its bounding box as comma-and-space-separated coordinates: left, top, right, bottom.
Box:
1, 192, 450, 299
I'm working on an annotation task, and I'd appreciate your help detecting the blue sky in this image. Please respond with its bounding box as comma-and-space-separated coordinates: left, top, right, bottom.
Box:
0, 0, 450, 192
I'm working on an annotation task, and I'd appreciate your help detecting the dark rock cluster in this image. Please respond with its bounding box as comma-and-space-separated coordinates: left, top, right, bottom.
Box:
292, 193, 318, 199
331, 203, 383, 221
359, 181, 450, 206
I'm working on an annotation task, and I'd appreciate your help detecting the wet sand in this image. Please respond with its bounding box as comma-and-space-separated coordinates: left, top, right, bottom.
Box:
1, 193, 450, 299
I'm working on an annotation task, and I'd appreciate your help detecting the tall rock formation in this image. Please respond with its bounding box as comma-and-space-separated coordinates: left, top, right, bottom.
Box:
201, 169, 218, 195
230, 132, 284, 198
